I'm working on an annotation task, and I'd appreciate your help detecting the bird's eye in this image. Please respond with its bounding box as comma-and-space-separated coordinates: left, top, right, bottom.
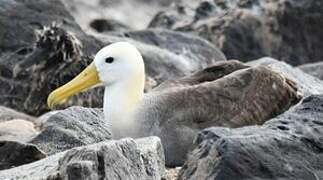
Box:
105, 57, 114, 63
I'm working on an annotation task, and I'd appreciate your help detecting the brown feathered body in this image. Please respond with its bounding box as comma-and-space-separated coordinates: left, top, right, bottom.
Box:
132, 61, 299, 166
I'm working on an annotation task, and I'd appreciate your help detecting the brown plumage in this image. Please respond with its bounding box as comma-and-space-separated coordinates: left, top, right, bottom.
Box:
133, 60, 300, 166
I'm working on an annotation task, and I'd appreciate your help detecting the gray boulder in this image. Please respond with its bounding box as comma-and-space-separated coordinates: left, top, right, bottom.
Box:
0, 106, 35, 123
29, 106, 111, 155
299, 62, 323, 81
179, 95, 323, 180
131, 137, 165, 179
0, 120, 39, 142
0, 107, 39, 142
0, 141, 46, 170
149, 0, 323, 65
248, 57, 323, 96
0, 0, 100, 56
0, 137, 165, 180
0, 0, 101, 116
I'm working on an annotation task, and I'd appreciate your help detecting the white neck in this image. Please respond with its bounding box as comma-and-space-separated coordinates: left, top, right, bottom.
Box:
103, 75, 144, 139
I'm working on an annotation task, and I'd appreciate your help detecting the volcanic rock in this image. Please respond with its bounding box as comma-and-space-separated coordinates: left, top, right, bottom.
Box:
0, 120, 39, 142
0, 0, 101, 116
29, 106, 111, 155
149, 0, 323, 65
179, 95, 323, 180
0, 106, 38, 142
0, 137, 165, 180
0, 141, 46, 170
299, 62, 323, 81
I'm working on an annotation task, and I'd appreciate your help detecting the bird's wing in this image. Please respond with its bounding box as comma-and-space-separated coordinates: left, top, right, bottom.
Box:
153, 60, 249, 91
139, 65, 299, 131
134, 64, 299, 166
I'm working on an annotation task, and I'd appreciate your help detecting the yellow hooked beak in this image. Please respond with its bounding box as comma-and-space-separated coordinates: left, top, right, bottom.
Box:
47, 62, 101, 109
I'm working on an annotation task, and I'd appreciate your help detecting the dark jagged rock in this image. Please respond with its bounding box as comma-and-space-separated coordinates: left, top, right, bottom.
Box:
0, 0, 101, 116
0, 0, 100, 56
30, 106, 111, 155
149, 0, 323, 65
0, 23, 100, 116
299, 62, 323, 81
0, 0, 226, 116
0, 137, 165, 180
0, 141, 46, 170
179, 95, 323, 180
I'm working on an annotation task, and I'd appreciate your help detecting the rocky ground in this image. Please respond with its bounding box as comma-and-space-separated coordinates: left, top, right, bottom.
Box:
0, 0, 323, 179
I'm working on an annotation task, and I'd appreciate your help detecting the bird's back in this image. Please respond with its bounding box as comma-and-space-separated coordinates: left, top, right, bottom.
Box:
133, 60, 300, 166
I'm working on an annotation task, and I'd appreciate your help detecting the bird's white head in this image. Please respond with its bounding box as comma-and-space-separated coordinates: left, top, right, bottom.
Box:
47, 42, 145, 110
94, 42, 145, 87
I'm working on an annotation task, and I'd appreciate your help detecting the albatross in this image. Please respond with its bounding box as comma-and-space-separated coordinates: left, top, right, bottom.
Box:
47, 42, 298, 166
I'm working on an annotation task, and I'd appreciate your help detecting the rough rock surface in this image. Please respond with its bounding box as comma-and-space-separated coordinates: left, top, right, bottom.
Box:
299, 62, 323, 81
30, 106, 111, 155
0, 0, 100, 56
0, 0, 101, 116
0, 120, 39, 142
0, 106, 35, 122
0, 107, 39, 142
179, 95, 323, 180
0, 137, 165, 180
162, 167, 181, 180
149, 0, 323, 65
134, 61, 300, 166
0, 0, 226, 116
248, 57, 323, 96
0, 141, 46, 170
132, 137, 165, 179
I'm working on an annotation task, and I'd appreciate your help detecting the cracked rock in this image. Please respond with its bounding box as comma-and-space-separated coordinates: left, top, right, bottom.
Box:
179, 95, 323, 180
0, 137, 165, 180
